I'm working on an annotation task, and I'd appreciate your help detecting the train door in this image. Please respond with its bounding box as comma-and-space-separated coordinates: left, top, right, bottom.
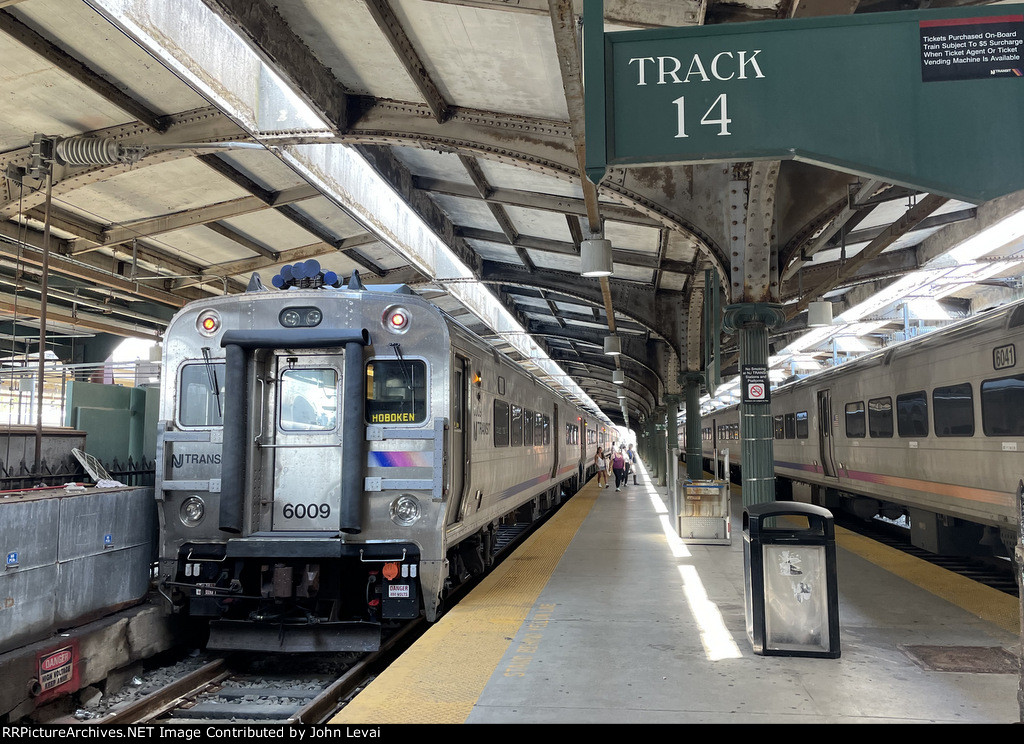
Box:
270, 353, 344, 531
446, 356, 469, 527
816, 389, 837, 477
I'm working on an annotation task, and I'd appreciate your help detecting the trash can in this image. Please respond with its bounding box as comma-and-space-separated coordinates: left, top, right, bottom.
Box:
678, 480, 731, 545
743, 502, 840, 658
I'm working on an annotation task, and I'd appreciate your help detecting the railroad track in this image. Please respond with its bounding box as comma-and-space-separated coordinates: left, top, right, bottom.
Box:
79, 621, 422, 725
835, 514, 1019, 596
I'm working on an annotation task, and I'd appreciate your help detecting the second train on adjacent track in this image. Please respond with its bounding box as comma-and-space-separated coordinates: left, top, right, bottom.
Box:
696, 299, 1024, 557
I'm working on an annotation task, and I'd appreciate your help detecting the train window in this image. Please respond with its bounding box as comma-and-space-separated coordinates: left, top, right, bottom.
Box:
543, 415, 550, 445
784, 413, 795, 439
280, 369, 337, 431
796, 411, 809, 439
868, 397, 893, 438
511, 405, 524, 446
523, 409, 534, 446
534, 412, 545, 445
493, 400, 510, 446
845, 402, 866, 438
896, 391, 929, 437
179, 362, 226, 427
981, 373, 1024, 436
566, 423, 579, 445
933, 383, 974, 437
365, 360, 427, 424
773, 416, 784, 439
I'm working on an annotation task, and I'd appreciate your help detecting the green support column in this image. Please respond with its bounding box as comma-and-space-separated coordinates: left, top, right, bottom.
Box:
665, 393, 681, 483
683, 372, 704, 480
655, 406, 667, 486
647, 413, 655, 470
722, 303, 786, 507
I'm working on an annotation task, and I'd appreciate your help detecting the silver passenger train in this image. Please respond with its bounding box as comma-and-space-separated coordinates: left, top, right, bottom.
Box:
156, 265, 608, 651
695, 299, 1024, 557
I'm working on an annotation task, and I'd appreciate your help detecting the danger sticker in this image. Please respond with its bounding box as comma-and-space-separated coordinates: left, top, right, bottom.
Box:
39, 646, 74, 692
388, 584, 410, 598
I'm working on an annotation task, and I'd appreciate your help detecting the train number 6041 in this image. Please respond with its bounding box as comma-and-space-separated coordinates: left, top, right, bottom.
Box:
282, 503, 331, 519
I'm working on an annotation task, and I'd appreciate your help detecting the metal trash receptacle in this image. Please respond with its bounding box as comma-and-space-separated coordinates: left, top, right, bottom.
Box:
742, 502, 840, 658
678, 480, 731, 545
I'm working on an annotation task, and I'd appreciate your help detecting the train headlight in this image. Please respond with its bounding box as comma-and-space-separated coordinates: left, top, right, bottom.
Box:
196, 310, 221, 336
280, 306, 323, 328
179, 496, 206, 527
390, 495, 421, 526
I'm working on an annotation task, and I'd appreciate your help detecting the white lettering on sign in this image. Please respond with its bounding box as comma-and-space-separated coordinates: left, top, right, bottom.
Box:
628, 51, 766, 85
627, 50, 765, 140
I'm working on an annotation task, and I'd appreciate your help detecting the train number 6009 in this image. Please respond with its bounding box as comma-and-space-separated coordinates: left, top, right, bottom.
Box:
282, 503, 331, 519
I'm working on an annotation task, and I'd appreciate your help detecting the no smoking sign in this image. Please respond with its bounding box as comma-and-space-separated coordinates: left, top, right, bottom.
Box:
741, 364, 771, 404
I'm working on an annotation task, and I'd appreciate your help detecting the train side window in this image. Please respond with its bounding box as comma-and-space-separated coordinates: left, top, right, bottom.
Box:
179, 362, 226, 427
773, 415, 784, 439
868, 397, 893, 438
365, 359, 427, 424
896, 391, 929, 437
981, 373, 1024, 436
493, 400, 510, 447
511, 405, 524, 446
281, 368, 337, 431
845, 402, 866, 438
541, 413, 550, 445
933, 383, 974, 437
784, 413, 795, 439
796, 411, 809, 439
523, 409, 534, 446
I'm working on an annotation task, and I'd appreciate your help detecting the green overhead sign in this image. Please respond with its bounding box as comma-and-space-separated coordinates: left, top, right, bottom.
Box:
583, 0, 1024, 203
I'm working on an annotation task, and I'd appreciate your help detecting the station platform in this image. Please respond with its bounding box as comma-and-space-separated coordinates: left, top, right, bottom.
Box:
333, 459, 1021, 724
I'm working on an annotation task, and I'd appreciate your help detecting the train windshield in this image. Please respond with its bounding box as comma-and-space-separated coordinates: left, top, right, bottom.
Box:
366, 359, 427, 424
179, 362, 226, 427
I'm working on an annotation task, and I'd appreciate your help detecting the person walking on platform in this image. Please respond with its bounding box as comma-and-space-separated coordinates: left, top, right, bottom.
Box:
595, 447, 609, 488
626, 444, 637, 485
612, 447, 626, 491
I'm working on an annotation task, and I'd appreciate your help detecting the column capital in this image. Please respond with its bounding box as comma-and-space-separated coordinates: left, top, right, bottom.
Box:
722, 302, 786, 333
680, 371, 704, 385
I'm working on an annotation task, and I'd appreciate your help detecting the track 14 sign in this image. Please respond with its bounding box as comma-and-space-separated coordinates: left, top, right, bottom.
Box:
583, 1, 1024, 202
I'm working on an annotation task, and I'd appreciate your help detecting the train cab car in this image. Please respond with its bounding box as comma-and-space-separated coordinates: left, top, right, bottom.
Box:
156, 265, 593, 652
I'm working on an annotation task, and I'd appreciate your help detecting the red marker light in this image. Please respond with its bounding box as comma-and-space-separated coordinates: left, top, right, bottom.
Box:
197, 311, 220, 335
384, 306, 410, 332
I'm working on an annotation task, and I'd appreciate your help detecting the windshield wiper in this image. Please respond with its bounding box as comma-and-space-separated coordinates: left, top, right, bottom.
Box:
201, 347, 223, 419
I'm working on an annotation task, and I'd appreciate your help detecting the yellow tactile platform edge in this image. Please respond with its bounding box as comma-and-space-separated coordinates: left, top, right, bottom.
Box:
834, 527, 1019, 634
331, 483, 599, 724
